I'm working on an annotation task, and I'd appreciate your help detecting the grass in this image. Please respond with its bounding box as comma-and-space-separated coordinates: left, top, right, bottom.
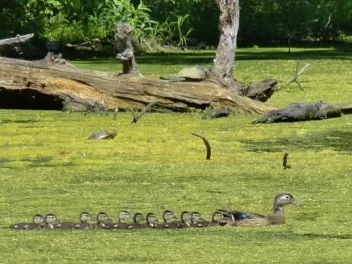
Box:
1, 47, 352, 263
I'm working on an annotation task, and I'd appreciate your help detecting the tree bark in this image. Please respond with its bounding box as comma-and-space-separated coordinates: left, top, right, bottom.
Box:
211, 0, 240, 91
115, 23, 139, 75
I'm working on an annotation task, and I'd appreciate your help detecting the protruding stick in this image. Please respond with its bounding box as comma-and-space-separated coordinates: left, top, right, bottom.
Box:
285, 61, 310, 92
130, 102, 156, 124
191, 133, 211, 160
283, 152, 291, 169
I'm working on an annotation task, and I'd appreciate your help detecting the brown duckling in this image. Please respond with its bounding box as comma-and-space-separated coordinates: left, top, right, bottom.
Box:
130, 212, 145, 229
174, 211, 192, 228
211, 211, 227, 225
218, 193, 299, 227
144, 213, 159, 228
9, 214, 45, 230
190, 212, 210, 227
157, 210, 179, 229
73, 212, 94, 229
95, 212, 113, 229
112, 211, 135, 229
43, 213, 60, 229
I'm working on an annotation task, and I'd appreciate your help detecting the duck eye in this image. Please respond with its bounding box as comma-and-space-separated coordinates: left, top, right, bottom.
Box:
285, 195, 290, 199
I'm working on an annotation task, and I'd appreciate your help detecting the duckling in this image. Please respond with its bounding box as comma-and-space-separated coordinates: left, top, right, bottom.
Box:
95, 212, 113, 229
190, 212, 210, 227
211, 211, 227, 225
74, 212, 94, 229
43, 213, 60, 229
9, 214, 45, 230
144, 213, 159, 228
219, 193, 299, 227
131, 212, 145, 229
157, 210, 179, 229
174, 211, 192, 228
112, 211, 135, 229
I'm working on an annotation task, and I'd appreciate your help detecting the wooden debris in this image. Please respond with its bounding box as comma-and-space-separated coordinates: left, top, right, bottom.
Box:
0, 33, 34, 47
252, 101, 341, 124
130, 102, 156, 124
285, 61, 310, 92
283, 152, 291, 170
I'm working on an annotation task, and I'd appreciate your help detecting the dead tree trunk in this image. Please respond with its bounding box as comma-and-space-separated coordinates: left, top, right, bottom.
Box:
211, 0, 240, 91
115, 23, 139, 75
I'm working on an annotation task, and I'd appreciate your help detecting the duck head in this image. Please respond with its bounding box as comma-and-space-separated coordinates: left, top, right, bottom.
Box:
79, 212, 92, 223
118, 211, 132, 223
191, 212, 205, 223
96, 212, 110, 224
180, 211, 192, 227
133, 213, 145, 224
273, 193, 299, 213
45, 213, 59, 229
146, 213, 159, 227
33, 214, 45, 225
162, 210, 177, 223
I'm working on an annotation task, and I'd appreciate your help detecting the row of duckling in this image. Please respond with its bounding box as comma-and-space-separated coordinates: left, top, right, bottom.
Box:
9, 193, 299, 230
9, 210, 221, 230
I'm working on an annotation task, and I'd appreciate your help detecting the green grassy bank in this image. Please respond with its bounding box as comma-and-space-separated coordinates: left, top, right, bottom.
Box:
0, 47, 351, 263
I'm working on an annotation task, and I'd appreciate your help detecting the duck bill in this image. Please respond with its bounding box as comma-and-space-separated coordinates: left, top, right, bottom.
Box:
291, 199, 299, 206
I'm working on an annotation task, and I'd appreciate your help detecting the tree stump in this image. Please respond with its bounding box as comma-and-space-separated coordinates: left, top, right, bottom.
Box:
115, 23, 139, 75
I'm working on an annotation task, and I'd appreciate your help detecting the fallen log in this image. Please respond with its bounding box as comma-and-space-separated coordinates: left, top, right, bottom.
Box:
0, 56, 274, 114
333, 102, 352, 115
252, 101, 342, 124
0, 33, 34, 47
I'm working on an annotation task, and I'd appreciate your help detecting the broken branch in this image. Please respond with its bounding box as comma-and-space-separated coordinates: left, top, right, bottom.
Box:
285, 61, 310, 92
130, 102, 156, 124
283, 152, 291, 170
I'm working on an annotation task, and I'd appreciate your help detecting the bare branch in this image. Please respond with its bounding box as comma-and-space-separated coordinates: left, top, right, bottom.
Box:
191, 133, 211, 160
130, 102, 156, 124
285, 61, 310, 92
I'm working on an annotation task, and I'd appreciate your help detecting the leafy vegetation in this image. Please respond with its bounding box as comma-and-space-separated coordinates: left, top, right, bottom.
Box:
0, 48, 352, 263
1, 0, 352, 47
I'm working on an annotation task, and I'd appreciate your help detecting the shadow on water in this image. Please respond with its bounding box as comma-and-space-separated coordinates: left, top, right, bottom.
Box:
240, 130, 352, 153
135, 49, 352, 65
1, 119, 39, 124
73, 48, 352, 66
301, 233, 352, 240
